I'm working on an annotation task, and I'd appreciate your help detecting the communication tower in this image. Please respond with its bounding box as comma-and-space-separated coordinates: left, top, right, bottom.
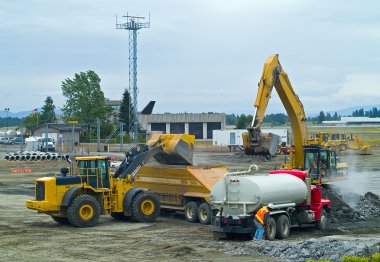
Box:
116, 13, 150, 143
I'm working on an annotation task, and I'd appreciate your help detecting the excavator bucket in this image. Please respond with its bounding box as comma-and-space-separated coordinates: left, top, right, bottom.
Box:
146, 134, 195, 165
243, 131, 281, 156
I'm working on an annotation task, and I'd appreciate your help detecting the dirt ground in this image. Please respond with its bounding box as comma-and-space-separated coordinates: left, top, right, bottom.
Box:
0, 150, 379, 261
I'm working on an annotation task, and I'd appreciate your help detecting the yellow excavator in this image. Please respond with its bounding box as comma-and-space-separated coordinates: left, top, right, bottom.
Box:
242, 54, 348, 183
26, 134, 194, 227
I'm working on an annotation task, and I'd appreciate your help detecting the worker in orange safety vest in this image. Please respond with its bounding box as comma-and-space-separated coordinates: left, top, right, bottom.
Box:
253, 206, 270, 240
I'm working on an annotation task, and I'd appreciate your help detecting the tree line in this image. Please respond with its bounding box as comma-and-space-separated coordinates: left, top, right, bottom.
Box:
352, 107, 380, 118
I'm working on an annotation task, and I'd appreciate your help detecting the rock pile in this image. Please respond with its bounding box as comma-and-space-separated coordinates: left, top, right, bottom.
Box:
225, 238, 380, 262
323, 187, 380, 224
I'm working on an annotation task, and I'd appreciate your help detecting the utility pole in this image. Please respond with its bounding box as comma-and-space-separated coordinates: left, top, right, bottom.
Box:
5, 108, 9, 131
116, 13, 150, 143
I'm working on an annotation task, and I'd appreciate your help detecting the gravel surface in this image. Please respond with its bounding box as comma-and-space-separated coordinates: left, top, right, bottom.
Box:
225, 237, 380, 261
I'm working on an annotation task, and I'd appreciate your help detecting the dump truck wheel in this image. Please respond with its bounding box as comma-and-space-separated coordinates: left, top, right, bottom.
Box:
275, 215, 290, 239
315, 209, 328, 230
131, 191, 160, 223
198, 203, 211, 225
264, 217, 276, 241
67, 195, 101, 227
184, 202, 199, 223
51, 216, 69, 225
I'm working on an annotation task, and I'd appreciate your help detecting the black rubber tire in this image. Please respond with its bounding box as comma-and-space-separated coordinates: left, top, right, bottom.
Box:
130, 191, 160, 223
67, 194, 101, 227
315, 209, 328, 230
198, 203, 212, 225
51, 216, 70, 225
184, 202, 199, 223
264, 217, 276, 241
111, 212, 130, 221
275, 215, 290, 239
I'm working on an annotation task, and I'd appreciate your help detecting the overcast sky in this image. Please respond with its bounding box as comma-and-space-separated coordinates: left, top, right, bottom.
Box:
1, 0, 380, 116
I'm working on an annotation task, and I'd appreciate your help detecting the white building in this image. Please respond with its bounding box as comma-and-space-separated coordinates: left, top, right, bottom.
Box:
213, 128, 288, 146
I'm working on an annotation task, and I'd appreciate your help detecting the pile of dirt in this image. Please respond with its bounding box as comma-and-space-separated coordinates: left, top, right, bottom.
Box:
323, 187, 380, 224
225, 238, 380, 262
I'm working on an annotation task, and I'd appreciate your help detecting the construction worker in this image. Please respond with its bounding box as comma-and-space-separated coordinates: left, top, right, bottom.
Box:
253, 206, 270, 240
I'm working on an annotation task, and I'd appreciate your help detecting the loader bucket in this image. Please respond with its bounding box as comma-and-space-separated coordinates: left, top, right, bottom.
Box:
243, 131, 281, 156
146, 134, 195, 165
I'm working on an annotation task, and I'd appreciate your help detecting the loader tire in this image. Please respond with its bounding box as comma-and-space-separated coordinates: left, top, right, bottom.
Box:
67, 194, 101, 227
131, 191, 160, 223
315, 209, 328, 230
198, 203, 212, 225
184, 202, 199, 223
111, 212, 130, 221
264, 217, 276, 241
275, 215, 290, 239
51, 216, 69, 225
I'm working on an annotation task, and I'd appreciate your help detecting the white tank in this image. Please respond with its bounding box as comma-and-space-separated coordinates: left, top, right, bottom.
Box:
210, 173, 307, 216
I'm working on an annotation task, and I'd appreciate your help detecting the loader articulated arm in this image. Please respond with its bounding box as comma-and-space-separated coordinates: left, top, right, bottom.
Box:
113, 134, 195, 183
246, 54, 307, 169
113, 142, 164, 182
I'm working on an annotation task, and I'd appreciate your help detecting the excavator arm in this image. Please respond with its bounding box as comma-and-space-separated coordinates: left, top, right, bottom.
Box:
244, 54, 307, 169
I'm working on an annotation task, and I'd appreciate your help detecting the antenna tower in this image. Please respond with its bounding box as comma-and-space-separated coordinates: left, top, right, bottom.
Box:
116, 13, 150, 143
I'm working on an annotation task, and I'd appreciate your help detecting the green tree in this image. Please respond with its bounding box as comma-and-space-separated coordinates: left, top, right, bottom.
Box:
61, 71, 111, 126
236, 114, 253, 129
317, 111, 325, 124
40, 96, 56, 124
118, 89, 135, 134
22, 113, 41, 131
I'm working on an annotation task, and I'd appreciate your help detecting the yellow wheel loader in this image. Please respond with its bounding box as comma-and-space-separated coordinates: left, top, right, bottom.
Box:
26, 134, 194, 227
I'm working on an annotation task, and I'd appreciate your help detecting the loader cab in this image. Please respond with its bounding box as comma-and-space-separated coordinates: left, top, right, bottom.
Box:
76, 157, 111, 189
303, 145, 337, 182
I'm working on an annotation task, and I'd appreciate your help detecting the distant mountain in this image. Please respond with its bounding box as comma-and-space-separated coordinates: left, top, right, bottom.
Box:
0, 108, 63, 118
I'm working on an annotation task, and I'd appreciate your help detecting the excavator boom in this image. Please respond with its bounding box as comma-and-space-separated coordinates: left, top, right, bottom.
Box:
244, 54, 307, 169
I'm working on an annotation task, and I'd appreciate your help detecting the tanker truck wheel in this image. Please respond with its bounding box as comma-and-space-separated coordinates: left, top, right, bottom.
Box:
184, 202, 199, 223
275, 215, 290, 239
131, 191, 160, 223
198, 203, 211, 225
315, 209, 328, 230
264, 217, 276, 241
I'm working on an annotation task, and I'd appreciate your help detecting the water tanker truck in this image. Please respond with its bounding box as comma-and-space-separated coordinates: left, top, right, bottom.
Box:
210, 165, 331, 240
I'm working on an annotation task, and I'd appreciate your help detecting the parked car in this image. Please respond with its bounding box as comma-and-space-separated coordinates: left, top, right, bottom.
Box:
11, 137, 26, 144
37, 137, 56, 151
0, 137, 14, 145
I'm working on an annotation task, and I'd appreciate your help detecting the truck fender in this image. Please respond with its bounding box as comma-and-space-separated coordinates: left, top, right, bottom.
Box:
61, 186, 83, 207
123, 187, 143, 216
269, 210, 290, 221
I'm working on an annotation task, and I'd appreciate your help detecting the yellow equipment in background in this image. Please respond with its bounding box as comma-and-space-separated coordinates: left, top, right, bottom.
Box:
26, 134, 195, 227
308, 131, 371, 155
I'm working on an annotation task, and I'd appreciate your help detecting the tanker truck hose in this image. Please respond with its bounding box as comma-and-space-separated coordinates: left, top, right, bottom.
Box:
223, 164, 259, 179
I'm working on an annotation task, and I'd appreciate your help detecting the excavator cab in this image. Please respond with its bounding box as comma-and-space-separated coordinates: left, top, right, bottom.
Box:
303, 145, 337, 183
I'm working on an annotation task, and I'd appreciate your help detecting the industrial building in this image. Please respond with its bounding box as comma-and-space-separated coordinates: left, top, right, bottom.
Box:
32, 124, 81, 146
138, 113, 226, 140
322, 116, 380, 126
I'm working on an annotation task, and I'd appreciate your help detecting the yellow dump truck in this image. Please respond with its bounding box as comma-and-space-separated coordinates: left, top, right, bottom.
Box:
134, 165, 227, 225
129, 133, 227, 225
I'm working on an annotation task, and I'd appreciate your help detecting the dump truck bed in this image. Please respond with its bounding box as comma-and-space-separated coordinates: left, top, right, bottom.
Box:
133, 165, 227, 210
